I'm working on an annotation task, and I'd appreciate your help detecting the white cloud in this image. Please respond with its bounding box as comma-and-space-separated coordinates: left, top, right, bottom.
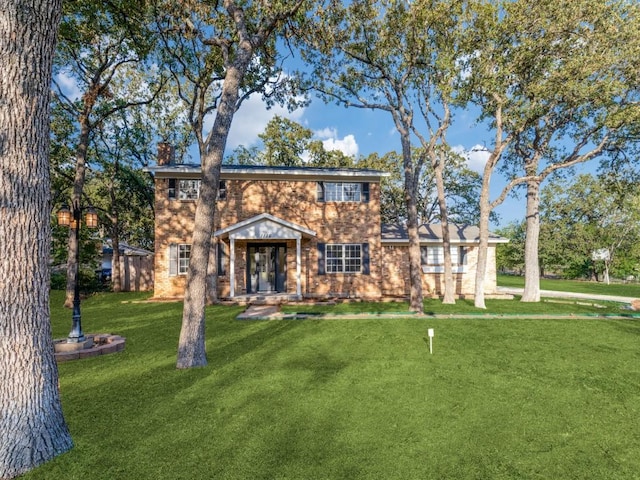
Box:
323, 134, 359, 157
314, 127, 359, 157
315, 127, 337, 140
54, 72, 82, 102
452, 144, 490, 174
203, 92, 306, 152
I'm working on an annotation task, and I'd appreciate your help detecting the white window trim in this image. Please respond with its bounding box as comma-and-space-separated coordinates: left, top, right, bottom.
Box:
170, 179, 226, 201
178, 179, 200, 201
177, 244, 191, 274
421, 246, 468, 274
170, 243, 191, 276
326, 243, 362, 273
325, 182, 362, 202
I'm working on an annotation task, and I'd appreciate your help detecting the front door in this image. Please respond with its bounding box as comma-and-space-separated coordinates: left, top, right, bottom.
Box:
248, 244, 286, 293
257, 247, 274, 291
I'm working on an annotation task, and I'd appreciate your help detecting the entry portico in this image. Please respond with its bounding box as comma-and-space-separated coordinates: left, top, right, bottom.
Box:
214, 213, 316, 298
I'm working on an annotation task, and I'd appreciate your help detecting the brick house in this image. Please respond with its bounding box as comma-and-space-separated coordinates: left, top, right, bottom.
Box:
145, 147, 507, 300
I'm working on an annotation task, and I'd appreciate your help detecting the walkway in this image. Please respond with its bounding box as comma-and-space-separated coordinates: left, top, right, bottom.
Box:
236, 305, 282, 320
497, 286, 636, 304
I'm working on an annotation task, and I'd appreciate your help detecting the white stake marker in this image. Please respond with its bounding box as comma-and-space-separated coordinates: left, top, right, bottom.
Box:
428, 328, 434, 354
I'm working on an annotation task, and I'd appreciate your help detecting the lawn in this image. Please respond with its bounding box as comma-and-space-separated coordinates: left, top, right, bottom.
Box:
26, 291, 640, 479
281, 297, 635, 317
498, 273, 640, 298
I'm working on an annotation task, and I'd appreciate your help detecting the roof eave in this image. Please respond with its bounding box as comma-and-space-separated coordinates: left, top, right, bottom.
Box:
381, 238, 509, 245
143, 165, 389, 182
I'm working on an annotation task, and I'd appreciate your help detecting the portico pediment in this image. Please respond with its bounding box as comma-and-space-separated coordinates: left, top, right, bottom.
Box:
214, 213, 316, 241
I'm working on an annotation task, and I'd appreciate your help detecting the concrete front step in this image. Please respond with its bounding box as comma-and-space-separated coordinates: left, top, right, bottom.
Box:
225, 294, 300, 305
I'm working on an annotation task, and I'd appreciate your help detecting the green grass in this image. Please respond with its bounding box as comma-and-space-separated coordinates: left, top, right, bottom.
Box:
282, 297, 635, 317
26, 291, 640, 479
498, 273, 640, 298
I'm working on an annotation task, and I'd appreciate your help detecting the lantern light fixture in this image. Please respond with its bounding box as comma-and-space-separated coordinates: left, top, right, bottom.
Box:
56, 202, 99, 343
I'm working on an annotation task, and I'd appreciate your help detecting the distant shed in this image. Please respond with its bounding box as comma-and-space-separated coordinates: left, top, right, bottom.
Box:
102, 241, 154, 292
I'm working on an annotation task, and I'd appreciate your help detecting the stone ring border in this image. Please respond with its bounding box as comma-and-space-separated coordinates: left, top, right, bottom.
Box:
53, 334, 126, 362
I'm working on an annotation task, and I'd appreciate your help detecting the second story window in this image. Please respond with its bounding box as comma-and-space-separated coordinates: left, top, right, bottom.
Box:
178, 180, 200, 200
317, 182, 369, 202
168, 179, 226, 201
326, 182, 361, 202
168, 178, 200, 200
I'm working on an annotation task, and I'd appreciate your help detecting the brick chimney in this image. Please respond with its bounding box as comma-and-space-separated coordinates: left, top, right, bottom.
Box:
157, 142, 175, 166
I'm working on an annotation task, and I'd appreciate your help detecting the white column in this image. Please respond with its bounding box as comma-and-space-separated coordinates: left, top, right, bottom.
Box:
296, 237, 302, 298
230, 237, 235, 298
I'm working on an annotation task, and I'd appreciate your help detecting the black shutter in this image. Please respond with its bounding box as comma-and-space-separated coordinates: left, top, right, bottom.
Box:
218, 180, 226, 200
362, 182, 370, 203
317, 243, 326, 275
420, 246, 428, 265
168, 178, 176, 199
317, 182, 325, 202
362, 243, 370, 275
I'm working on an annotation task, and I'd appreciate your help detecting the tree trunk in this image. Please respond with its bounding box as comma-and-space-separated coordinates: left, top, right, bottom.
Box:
177, 51, 251, 368
110, 161, 122, 292
434, 158, 455, 304
603, 261, 610, 285
112, 231, 122, 292
474, 175, 492, 309
401, 138, 424, 313
521, 179, 541, 302
0, 1, 73, 478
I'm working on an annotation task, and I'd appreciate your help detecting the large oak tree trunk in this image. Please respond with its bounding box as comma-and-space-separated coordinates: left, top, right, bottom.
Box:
434, 162, 455, 304
401, 137, 424, 313
521, 179, 541, 302
177, 50, 251, 368
0, 1, 73, 478
474, 175, 492, 309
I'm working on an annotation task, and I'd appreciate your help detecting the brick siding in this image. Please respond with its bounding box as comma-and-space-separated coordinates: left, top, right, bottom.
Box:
153, 175, 382, 299
380, 244, 498, 297
151, 170, 500, 300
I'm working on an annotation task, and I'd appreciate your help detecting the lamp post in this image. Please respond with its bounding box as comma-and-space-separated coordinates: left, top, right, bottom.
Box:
57, 203, 98, 343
